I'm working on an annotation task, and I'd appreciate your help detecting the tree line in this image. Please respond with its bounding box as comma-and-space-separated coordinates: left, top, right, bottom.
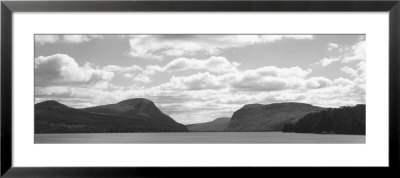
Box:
282, 104, 365, 135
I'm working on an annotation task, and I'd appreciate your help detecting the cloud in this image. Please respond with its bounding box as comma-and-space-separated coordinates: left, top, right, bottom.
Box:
227, 66, 311, 91
160, 72, 225, 90
230, 77, 289, 92
327, 42, 339, 51
236, 66, 311, 78
163, 56, 240, 74
341, 66, 359, 78
316, 38, 365, 67
314, 39, 365, 104
317, 57, 341, 67
306, 77, 332, 89
131, 65, 165, 83
35, 54, 114, 87
128, 35, 314, 60
35, 35, 103, 44
110, 56, 241, 83
128, 36, 164, 60
158, 66, 312, 92
332, 77, 354, 86
342, 40, 365, 63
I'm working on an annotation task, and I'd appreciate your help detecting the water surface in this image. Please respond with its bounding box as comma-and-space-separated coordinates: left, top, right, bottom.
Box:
35, 132, 365, 144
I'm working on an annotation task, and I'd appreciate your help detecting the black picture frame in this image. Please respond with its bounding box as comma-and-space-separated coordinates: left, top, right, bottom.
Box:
1, 0, 399, 177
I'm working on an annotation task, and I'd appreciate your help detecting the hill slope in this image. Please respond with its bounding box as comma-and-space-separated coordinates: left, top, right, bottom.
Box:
186, 117, 230, 132
226, 102, 324, 131
35, 99, 188, 133
282, 104, 365, 135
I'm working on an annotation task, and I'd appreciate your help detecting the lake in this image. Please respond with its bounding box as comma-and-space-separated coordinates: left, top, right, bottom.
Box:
35, 132, 365, 144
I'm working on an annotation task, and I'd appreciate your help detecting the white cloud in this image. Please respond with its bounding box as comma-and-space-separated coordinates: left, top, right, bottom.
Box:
130, 65, 165, 83
128, 35, 314, 60
316, 38, 365, 67
327, 42, 339, 51
111, 56, 241, 83
163, 56, 240, 74
35, 54, 114, 87
317, 57, 341, 67
160, 72, 225, 90
341, 66, 359, 78
342, 40, 365, 63
158, 66, 312, 92
306, 77, 332, 89
237, 66, 311, 78
332, 77, 354, 86
227, 66, 311, 91
35, 35, 104, 44
128, 36, 164, 60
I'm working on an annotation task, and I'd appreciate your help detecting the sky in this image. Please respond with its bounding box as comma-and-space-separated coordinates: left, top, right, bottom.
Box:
34, 34, 365, 124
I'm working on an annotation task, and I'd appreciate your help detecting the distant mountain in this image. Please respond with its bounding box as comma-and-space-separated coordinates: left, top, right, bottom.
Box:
282, 104, 365, 135
186, 117, 230, 132
35, 99, 188, 133
226, 102, 324, 131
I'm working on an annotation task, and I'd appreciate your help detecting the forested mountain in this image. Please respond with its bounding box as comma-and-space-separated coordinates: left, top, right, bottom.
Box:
282, 104, 365, 135
35, 99, 188, 133
226, 102, 324, 131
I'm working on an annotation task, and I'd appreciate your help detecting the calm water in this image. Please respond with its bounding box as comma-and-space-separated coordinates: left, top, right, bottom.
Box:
35, 132, 365, 144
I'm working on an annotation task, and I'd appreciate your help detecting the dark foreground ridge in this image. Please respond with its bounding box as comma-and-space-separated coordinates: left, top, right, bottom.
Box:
282, 104, 366, 135
35, 99, 188, 133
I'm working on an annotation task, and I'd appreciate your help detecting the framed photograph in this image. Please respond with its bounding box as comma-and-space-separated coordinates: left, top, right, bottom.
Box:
1, 0, 399, 177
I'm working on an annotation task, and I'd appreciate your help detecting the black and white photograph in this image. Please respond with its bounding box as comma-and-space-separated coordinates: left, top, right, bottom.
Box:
34, 34, 366, 144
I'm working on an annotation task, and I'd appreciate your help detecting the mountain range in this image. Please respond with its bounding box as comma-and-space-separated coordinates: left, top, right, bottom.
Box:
35, 98, 187, 133
35, 98, 365, 135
